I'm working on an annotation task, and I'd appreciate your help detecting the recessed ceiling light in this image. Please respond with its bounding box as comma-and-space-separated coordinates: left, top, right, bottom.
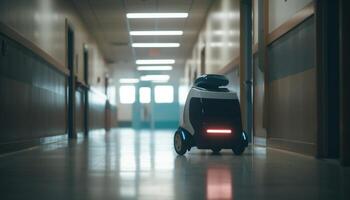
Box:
132, 43, 180, 48
137, 66, 173, 71
126, 13, 188, 19
140, 75, 170, 82
130, 31, 183, 36
119, 78, 139, 84
136, 59, 175, 65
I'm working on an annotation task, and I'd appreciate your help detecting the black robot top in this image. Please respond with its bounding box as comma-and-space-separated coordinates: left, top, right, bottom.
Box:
194, 74, 229, 92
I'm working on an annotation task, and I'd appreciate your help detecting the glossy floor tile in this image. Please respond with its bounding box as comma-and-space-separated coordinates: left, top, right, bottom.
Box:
0, 128, 349, 200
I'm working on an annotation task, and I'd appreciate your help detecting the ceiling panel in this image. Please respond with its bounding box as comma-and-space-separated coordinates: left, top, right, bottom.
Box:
128, 20, 185, 30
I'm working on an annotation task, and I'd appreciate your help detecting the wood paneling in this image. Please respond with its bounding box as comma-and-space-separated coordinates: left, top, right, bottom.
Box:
88, 90, 106, 130
268, 68, 317, 155
253, 84, 266, 137
75, 89, 84, 133
105, 102, 118, 131
0, 32, 67, 144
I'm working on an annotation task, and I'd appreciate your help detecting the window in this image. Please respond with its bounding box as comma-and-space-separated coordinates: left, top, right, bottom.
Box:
119, 85, 135, 104
154, 85, 174, 103
139, 87, 151, 104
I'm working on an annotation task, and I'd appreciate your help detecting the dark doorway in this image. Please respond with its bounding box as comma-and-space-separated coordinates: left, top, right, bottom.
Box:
67, 23, 76, 139
316, 0, 340, 158
193, 69, 198, 83
326, 0, 340, 158
200, 47, 206, 75
83, 46, 89, 135
339, 0, 350, 165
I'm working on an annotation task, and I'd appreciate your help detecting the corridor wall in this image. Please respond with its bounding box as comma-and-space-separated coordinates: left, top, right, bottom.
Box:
185, 0, 241, 93
0, 32, 67, 144
185, 0, 317, 155
267, 16, 316, 155
0, 0, 109, 150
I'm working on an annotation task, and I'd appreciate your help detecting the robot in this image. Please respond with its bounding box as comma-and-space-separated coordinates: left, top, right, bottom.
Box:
174, 74, 248, 155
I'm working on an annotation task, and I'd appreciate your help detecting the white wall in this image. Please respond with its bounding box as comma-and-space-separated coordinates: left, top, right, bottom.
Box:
109, 62, 137, 122
253, 0, 259, 45
109, 61, 184, 122
0, 0, 108, 92
269, 0, 313, 32
185, 0, 241, 84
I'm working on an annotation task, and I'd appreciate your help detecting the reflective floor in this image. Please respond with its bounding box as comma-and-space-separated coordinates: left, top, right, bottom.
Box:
0, 128, 349, 200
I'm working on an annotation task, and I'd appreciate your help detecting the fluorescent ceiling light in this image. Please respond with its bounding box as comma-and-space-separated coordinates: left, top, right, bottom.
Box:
130, 31, 183, 36
137, 66, 173, 71
126, 13, 188, 19
136, 59, 175, 65
119, 78, 139, 84
140, 75, 170, 82
132, 43, 180, 48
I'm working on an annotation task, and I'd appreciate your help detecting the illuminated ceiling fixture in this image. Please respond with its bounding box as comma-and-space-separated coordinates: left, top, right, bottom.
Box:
126, 13, 188, 19
140, 75, 170, 82
136, 59, 175, 65
137, 66, 173, 71
130, 31, 183, 36
119, 78, 139, 84
132, 43, 180, 48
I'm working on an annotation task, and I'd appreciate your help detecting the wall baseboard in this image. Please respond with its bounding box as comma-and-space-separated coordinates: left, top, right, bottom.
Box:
268, 138, 316, 156
254, 136, 267, 146
0, 134, 68, 155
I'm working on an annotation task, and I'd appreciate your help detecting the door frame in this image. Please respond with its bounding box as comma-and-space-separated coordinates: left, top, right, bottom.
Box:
315, 0, 341, 158
132, 82, 153, 129
83, 44, 89, 135
66, 19, 76, 139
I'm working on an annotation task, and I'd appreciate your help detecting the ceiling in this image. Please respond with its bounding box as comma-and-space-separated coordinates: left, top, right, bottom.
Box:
72, 0, 213, 73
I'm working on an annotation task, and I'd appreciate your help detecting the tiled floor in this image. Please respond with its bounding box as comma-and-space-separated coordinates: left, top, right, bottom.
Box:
0, 128, 349, 200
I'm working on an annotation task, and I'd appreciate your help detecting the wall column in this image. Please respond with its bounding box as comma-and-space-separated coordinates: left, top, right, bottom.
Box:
339, 0, 350, 166
315, 0, 340, 158
66, 22, 77, 139
258, 0, 269, 137
240, 0, 253, 141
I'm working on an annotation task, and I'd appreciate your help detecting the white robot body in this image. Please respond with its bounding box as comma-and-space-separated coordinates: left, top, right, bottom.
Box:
174, 74, 248, 155
181, 87, 239, 136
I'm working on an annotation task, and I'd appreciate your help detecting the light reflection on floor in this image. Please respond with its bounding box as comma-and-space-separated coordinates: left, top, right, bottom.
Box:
206, 166, 233, 200
0, 128, 349, 200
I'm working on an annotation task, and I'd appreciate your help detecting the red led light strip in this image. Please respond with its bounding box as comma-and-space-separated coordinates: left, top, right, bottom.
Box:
206, 129, 232, 134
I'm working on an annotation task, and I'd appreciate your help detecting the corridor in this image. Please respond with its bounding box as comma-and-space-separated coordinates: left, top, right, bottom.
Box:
1, 128, 349, 200
1, 0, 350, 199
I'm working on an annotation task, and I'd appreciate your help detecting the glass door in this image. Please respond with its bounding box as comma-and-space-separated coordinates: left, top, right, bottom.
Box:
132, 82, 153, 129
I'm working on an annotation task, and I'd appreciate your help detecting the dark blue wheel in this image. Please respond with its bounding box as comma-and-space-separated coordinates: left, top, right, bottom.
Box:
174, 130, 187, 155
232, 131, 248, 155
232, 145, 245, 155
